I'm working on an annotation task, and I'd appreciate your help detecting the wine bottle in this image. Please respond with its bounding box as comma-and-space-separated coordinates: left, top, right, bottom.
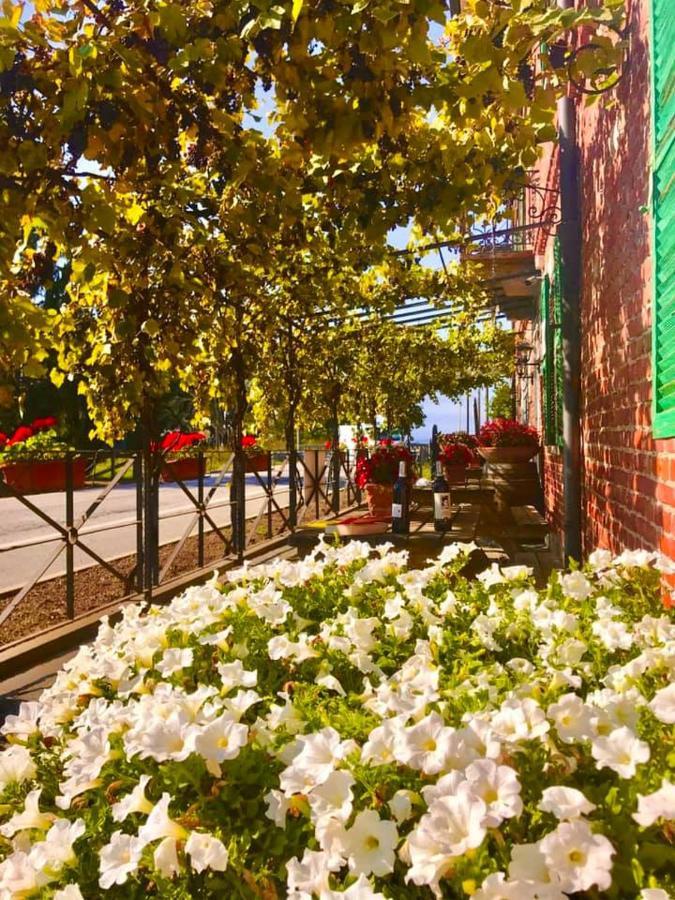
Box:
391, 460, 410, 535
433, 460, 451, 532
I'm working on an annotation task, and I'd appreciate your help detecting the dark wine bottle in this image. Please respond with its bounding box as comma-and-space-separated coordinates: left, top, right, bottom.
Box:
433, 460, 451, 532
391, 460, 410, 534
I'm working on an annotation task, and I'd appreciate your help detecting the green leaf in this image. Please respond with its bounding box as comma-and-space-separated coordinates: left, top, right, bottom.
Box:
291, 0, 303, 24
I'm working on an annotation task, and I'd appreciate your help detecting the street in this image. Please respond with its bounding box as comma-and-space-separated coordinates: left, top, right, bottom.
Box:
0, 471, 294, 594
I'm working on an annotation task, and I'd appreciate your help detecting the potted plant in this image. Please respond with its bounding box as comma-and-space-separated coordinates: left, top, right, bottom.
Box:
477, 418, 540, 463
0, 417, 86, 494
158, 430, 207, 482
437, 440, 476, 485
242, 434, 269, 473
355, 439, 415, 517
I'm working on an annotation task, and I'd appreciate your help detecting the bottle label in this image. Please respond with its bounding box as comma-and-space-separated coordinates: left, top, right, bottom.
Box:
434, 493, 451, 519
391, 503, 403, 518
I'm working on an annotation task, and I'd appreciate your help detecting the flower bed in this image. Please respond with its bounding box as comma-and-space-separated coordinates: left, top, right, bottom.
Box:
0, 545, 673, 897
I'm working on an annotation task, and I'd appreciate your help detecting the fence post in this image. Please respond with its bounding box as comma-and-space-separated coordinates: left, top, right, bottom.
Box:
197, 451, 205, 568
267, 452, 273, 539
135, 452, 144, 595
65, 451, 75, 619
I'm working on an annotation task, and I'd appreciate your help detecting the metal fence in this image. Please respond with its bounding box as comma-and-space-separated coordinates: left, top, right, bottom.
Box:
0, 447, 361, 642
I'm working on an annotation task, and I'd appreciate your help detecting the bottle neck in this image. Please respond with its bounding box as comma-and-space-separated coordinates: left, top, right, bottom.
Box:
398, 461, 406, 478
436, 460, 443, 477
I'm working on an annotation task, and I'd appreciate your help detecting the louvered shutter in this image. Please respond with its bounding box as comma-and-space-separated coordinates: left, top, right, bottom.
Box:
651, 0, 675, 437
540, 276, 556, 445
552, 238, 564, 447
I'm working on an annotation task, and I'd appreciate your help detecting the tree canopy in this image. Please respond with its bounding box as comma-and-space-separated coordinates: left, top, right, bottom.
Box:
0, 0, 624, 440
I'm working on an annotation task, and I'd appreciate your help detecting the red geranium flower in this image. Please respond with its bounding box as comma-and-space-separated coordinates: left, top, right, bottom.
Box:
355, 442, 414, 488
31, 416, 58, 432
438, 442, 475, 467
7, 425, 34, 446
241, 434, 258, 449
0, 432, 7, 450
478, 418, 539, 448
160, 430, 205, 452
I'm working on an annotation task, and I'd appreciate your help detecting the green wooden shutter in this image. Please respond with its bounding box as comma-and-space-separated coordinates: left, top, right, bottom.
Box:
552, 238, 564, 448
651, 0, 675, 438
540, 275, 556, 445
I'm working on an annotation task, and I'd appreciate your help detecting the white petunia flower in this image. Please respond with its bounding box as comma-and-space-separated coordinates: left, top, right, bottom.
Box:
389, 789, 417, 824
54, 886, 85, 899
547, 694, 593, 743
538, 786, 596, 820
30, 817, 86, 875
393, 712, 456, 775
216, 660, 258, 692
191, 713, 249, 775
0, 851, 44, 896
492, 697, 550, 743
99, 831, 146, 889
316, 674, 347, 696
587, 549, 613, 570
633, 780, 675, 827
112, 774, 154, 822
538, 820, 614, 892
639, 891, 671, 899
153, 835, 180, 877
264, 789, 291, 828
559, 570, 593, 601
185, 831, 229, 873
591, 726, 650, 778
649, 683, 675, 724
0, 789, 55, 837
1, 701, 40, 739
406, 785, 487, 892
341, 809, 398, 877
0, 745, 36, 789
286, 848, 341, 896
280, 727, 355, 795
156, 647, 193, 677
137, 793, 187, 845
308, 769, 355, 825
322, 872, 387, 898
464, 759, 523, 827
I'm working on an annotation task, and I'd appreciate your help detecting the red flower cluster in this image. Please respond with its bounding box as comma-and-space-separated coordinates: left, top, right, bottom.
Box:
478, 418, 539, 448
355, 441, 414, 488
439, 431, 478, 450
241, 434, 258, 449
438, 442, 475, 467
159, 430, 206, 453
2, 416, 59, 448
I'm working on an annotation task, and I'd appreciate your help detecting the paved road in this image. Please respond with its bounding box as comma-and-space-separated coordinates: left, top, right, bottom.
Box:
0, 470, 298, 593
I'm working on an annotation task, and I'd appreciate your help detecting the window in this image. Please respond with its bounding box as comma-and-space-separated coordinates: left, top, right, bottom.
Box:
650, 0, 675, 438
540, 240, 564, 447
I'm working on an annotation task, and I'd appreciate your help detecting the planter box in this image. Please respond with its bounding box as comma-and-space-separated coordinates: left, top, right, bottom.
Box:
477, 446, 539, 464
364, 482, 393, 518
443, 464, 468, 486
1, 457, 87, 494
245, 452, 269, 474
161, 457, 205, 483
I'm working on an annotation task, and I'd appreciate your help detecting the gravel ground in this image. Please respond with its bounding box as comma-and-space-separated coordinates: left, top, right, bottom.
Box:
0, 494, 352, 646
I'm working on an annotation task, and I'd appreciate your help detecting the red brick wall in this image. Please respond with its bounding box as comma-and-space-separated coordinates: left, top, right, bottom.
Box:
525, 0, 675, 567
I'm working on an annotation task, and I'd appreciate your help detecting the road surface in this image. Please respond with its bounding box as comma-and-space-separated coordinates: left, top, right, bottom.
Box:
0, 470, 298, 594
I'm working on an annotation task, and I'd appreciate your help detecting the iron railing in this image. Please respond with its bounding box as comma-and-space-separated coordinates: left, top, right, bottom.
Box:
0, 447, 360, 641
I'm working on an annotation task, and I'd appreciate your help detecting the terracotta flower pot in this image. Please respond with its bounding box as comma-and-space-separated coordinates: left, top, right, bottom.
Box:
245, 452, 269, 473
443, 464, 468, 486
364, 482, 393, 517
161, 457, 205, 483
1, 457, 86, 494
478, 445, 539, 464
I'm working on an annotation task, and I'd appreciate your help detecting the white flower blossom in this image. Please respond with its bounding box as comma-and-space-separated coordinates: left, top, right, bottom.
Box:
538, 820, 614, 892
633, 780, 675, 827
